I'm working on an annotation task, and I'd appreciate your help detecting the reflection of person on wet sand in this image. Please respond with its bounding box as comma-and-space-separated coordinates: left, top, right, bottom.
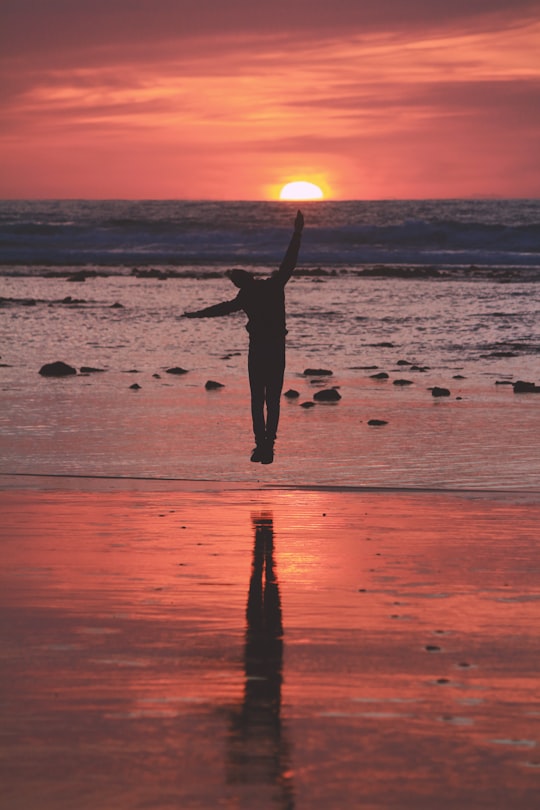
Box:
184, 211, 304, 465
226, 513, 294, 808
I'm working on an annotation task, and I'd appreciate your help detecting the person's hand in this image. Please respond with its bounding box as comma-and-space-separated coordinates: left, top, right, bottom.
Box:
294, 210, 304, 233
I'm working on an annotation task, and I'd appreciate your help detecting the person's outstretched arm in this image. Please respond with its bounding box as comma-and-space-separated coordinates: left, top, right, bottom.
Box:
275, 209, 304, 286
183, 298, 242, 318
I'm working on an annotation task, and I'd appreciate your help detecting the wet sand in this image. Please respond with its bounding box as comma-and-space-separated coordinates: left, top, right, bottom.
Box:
1, 477, 539, 809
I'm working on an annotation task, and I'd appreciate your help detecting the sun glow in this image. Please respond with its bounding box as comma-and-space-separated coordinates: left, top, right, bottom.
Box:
279, 181, 324, 201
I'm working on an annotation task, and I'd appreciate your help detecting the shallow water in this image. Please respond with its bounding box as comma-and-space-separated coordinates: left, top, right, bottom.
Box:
1, 201, 539, 489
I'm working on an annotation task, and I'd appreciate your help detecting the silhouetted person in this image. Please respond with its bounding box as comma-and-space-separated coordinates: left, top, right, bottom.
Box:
226, 513, 295, 808
184, 211, 304, 464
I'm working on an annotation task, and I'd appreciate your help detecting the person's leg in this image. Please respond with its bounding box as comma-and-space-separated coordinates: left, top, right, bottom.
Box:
264, 343, 285, 444
248, 344, 266, 446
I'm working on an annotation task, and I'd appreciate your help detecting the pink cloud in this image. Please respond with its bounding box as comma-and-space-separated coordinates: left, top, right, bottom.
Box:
0, 3, 538, 198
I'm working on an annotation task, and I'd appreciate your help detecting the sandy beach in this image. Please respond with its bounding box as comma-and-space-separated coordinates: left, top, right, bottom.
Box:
1, 476, 538, 809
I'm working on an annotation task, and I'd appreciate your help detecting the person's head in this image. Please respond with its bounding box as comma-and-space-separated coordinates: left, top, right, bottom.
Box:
226, 268, 254, 289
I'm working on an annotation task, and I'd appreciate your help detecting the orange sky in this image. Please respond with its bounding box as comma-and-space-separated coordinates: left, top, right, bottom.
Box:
1, 1, 539, 199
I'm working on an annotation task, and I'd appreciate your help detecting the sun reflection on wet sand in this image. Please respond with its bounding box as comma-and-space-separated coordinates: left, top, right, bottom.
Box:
0, 482, 539, 808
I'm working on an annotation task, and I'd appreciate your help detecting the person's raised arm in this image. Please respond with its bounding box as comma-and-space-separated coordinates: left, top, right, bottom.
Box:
275, 209, 304, 286
183, 298, 241, 318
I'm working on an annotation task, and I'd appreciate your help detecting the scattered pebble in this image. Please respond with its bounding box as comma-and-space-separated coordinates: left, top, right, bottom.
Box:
166, 367, 189, 375
39, 361, 77, 377
393, 379, 413, 386
303, 368, 333, 376
129, 383, 141, 390
314, 388, 341, 402
368, 419, 388, 426
283, 389, 300, 398
300, 401, 316, 408
431, 386, 451, 397
205, 380, 224, 390
370, 372, 389, 380
513, 380, 540, 393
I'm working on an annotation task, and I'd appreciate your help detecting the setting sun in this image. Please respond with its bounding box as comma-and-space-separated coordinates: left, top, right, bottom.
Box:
279, 181, 324, 201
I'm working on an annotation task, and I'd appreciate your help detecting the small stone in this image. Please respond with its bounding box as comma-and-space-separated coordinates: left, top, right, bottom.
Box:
425, 645, 441, 652
39, 361, 77, 377
110, 302, 124, 308
166, 367, 189, 375
300, 401, 316, 408
367, 419, 388, 426
153, 373, 161, 379
205, 380, 224, 390
130, 383, 141, 390
283, 389, 300, 398
370, 372, 389, 380
303, 368, 333, 376
453, 374, 466, 379
313, 388, 341, 402
80, 366, 105, 374
397, 359, 412, 366
513, 380, 540, 393
393, 378, 413, 386
431, 386, 451, 397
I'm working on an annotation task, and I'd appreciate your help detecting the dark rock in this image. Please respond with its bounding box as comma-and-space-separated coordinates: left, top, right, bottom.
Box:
111, 302, 124, 308
314, 388, 341, 402
153, 373, 161, 379
284, 389, 300, 398
370, 372, 389, 380
39, 361, 77, 377
205, 380, 224, 390
166, 367, 189, 375
300, 401, 316, 408
393, 379, 413, 386
303, 368, 333, 376
130, 383, 141, 390
371, 342, 394, 348
80, 366, 105, 374
431, 386, 451, 397
495, 380, 514, 386
397, 359, 412, 366
410, 365, 429, 372
513, 380, 540, 393
452, 374, 466, 380
368, 419, 388, 426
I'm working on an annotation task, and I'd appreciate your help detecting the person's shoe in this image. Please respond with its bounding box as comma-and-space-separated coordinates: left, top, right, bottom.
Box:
250, 444, 265, 463
260, 441, 274, 465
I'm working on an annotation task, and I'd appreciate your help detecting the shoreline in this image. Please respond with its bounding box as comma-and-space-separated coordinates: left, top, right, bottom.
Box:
1, 471, 539, 498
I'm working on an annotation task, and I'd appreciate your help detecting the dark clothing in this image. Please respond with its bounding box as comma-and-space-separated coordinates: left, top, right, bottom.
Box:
248, 337, 285, 443
236, 276, 287, 341
190, 229, 301, 443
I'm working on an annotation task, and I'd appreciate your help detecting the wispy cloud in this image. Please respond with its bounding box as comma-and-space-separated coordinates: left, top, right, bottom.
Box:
1, 2, 538, 197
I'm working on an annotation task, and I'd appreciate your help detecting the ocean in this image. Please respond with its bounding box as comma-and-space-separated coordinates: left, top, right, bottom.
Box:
1, 199, 539, 488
